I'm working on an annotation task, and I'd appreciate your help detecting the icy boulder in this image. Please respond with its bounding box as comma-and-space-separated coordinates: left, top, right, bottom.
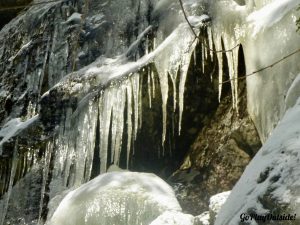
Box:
47, 171, 182, 225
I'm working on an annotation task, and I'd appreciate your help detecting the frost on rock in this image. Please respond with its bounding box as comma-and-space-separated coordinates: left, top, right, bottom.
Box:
47, 172, 182, 225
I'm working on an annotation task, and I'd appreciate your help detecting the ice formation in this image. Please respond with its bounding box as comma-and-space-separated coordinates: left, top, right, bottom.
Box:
0, 0, 300, 224
47, 171, 182, 225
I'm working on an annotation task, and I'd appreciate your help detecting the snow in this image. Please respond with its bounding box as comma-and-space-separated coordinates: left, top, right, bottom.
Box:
0, 115, 39, 155
247, 0, 300, 36
149, 211, 195, 225
194, 211, 210, 225
215, 99, 300, 224
66, 12, 82, 24
47, 171, 182, 225
188, 15, 211, 28
209, 191, 231, 220
8, 41, 32, 62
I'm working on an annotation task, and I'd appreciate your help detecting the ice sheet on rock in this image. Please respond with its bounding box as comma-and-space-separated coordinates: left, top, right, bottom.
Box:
149, 211, 195, 225
215, 102, 300, 224
247, 0, 300, 36
0, 116, 39, 155
47, 172, 182, 225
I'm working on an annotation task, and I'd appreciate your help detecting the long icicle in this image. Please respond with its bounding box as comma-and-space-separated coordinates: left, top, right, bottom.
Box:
1, 138, 19, 225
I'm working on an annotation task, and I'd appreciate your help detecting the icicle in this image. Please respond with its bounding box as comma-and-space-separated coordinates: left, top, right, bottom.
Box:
138, 75, 143, 130
214, 36, 223, 102
225, 50, 236, 109
38, 141, 53, 225
204, 36, 208, 61
193, 49, 197, 67
207, 27, 214, 60
131, 73, 140, 141
158, 71, 169, 144
61, 108, 75, 187
169, 70, 178, 112
201, 42, 205, 74
126, 83, 133, 168
99, 91, 113, 173
178, 43, 198, 134
178, 65, 188, 135
84, 100, 98, 181
147, 70, 152, 108
112, 85, 126, 165
233, 47, 239, 112
151, 70, 156, 98
1, 138, 18, 225
74, 112, 89, 186
110, 88, 118, 163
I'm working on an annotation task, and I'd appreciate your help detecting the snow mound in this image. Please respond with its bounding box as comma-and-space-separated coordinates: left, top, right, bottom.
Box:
47, 172, 182, 225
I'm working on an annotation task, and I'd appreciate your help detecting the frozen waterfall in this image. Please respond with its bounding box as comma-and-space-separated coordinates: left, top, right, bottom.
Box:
0, 0, 300, 224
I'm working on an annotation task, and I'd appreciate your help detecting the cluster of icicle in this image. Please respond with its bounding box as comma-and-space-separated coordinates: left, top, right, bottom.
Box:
43, 23, 200, 200
43, 21, 243, 201
212, 28, 240, 111
1, 23, 243, 225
